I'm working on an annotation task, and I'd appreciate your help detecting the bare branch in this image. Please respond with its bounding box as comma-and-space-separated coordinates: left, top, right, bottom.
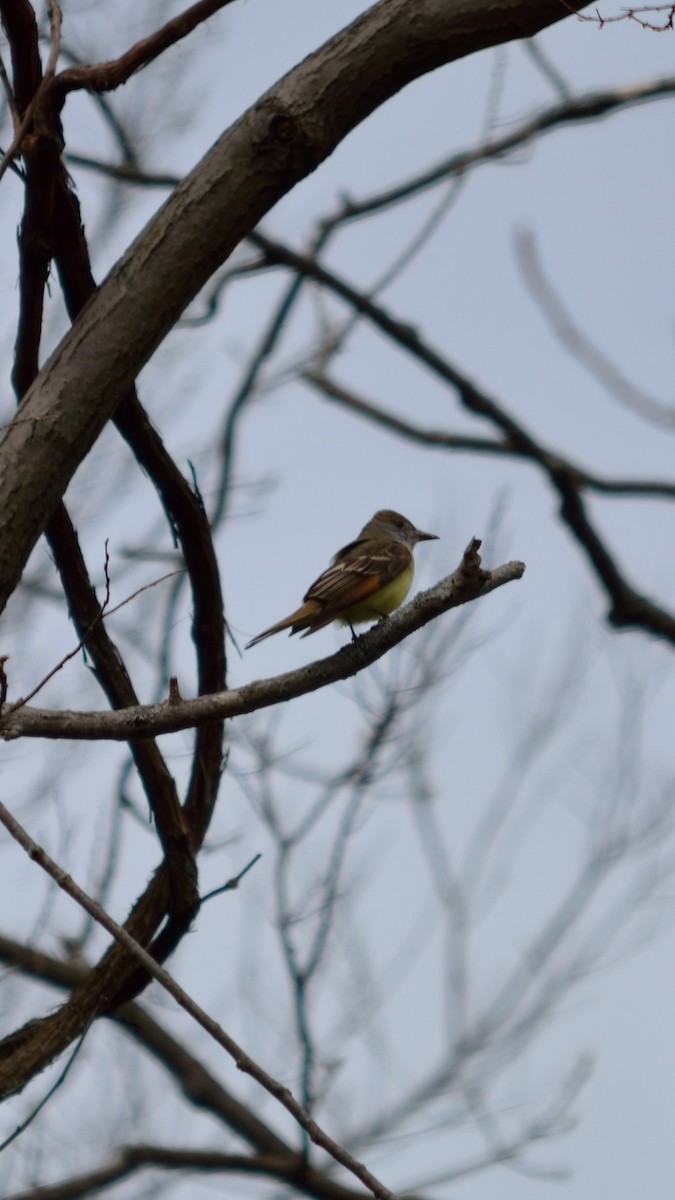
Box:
516, 229, 675, 428
0, 933, 298, 1156
577, 4, 675, 30
3, 1146, 373, 1200
523, 38, 572, 100
44, 1, 62, 80
0, 543, 525, 742
0, 1030, 88, 1155
0, 799, 402, 1200
317, 76, 675, 230
53, 1, 238, 96
0, 0, 591, 618
302, 368, 675, 501
252, 231, 675, 647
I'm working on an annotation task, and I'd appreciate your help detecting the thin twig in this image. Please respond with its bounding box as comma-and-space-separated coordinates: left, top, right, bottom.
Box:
9, 540, 110, 710
317, 77, 675, 231
0, 1028, 89, 1153
8, 563, 184, 712
201, 853, 262, 903
0, 101, 34, 185
53, 0, 238, 96
576, 4, 675, 30
44, 2, 63, 80
0, 53, 20, 128
523, 39, 572, 100
0, 798, 399, 1200
516, 229, 675, 429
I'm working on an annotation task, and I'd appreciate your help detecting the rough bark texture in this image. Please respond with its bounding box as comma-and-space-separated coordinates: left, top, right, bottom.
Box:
0, 0, 587, 616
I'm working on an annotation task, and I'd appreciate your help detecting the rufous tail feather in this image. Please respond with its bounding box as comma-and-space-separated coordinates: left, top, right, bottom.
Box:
245, 601, 321, 648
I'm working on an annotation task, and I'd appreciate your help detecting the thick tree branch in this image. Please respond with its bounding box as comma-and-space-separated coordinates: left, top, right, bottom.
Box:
2, 0, 224, 1013
0, 0, 41, 117
0, 0, 588, 617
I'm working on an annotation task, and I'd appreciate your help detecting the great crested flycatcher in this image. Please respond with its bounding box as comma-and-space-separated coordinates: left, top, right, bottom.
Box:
246, 509, 438, 648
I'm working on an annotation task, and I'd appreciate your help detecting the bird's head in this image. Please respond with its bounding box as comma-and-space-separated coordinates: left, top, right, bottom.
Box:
361, 510, 438, 547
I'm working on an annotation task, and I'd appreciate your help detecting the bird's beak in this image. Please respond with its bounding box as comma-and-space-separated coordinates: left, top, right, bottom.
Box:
415, 529, 439, 542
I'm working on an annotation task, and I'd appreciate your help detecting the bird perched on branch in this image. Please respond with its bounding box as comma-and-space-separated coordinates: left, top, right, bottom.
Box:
246, 509, 438, 647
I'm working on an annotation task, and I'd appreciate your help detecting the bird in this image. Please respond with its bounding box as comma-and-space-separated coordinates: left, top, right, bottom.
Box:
246, 509, 438, 648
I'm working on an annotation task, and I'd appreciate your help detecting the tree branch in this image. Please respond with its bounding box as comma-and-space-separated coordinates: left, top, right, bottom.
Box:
5, 1146, 385, 1200
53, 0, 237, 96
0, 0, 589, 618
317, 76, 675, 229
0, 542, 525, 742
252, 232, 675, 647
302, 368, 675, 501
0, 800, 402, 1200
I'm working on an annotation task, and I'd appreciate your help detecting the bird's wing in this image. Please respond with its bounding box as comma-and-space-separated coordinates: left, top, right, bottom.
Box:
304, 541, 412, 614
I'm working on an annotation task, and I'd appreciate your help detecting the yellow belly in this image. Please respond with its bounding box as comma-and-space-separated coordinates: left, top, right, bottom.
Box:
338, 563, 414, 626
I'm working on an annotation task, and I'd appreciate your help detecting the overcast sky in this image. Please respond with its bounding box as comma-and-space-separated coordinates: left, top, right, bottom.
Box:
1, 3, 675, 1198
